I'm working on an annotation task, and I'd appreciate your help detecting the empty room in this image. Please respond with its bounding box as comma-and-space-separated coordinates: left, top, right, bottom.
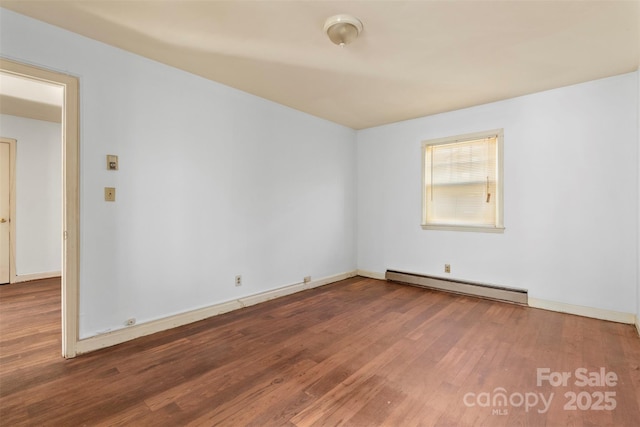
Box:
0, 1, 639, 426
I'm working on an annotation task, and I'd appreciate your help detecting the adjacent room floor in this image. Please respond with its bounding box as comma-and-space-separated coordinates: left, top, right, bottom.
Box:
1, 276, 639, 426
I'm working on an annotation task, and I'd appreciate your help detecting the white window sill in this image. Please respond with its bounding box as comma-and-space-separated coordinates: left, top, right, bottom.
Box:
421, 224, 505, 233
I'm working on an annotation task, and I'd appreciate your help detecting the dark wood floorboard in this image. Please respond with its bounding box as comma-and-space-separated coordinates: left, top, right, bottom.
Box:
1, 276, 639, 426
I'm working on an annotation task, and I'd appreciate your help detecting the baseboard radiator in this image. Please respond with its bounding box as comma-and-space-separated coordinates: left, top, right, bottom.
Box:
385, 269, 528, 305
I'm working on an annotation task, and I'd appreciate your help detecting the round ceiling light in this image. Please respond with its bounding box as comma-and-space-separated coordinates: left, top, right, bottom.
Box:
324, 14, 363, 47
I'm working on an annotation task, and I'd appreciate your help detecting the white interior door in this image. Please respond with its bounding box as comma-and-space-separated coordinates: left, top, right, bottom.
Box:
0, 140, 10, 284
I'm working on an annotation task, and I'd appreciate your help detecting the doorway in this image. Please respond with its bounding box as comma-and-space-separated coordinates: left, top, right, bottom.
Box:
0, 59, 79, 358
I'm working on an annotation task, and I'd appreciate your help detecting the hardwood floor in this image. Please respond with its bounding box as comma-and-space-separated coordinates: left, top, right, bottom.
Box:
1, 276, 639, 426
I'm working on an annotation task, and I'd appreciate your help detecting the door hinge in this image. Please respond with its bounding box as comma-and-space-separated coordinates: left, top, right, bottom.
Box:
64, 231, 68, 240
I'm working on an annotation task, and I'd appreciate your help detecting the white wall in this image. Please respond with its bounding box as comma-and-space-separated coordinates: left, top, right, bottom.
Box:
358, 72, 639, 315
0, 9, 356, 338
0, 114, 62, 277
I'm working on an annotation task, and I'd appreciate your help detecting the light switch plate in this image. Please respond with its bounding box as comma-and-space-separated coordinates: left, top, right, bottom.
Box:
104, 187, 116, 202
106, 154, 118, 170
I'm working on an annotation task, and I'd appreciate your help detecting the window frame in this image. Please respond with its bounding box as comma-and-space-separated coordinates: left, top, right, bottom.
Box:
421, 129, 504, 233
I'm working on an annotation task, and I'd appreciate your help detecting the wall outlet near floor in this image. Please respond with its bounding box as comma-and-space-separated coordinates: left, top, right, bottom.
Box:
303, 276, 311, 284
125, 318, 136, 326
235, 275, 242, 287
444, 264, 451, 274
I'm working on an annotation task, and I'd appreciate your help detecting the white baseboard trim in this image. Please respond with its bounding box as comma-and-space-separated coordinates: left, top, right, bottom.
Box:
13, 271, 61, 283
528, 298, 635, 325
636, 317, 640, 337
238, 270, 357, 307
75, 270, 357, 355
356, 269, 386, 280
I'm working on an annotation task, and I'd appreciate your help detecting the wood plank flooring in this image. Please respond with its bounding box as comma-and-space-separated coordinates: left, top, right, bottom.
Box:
1, 276, 639, 426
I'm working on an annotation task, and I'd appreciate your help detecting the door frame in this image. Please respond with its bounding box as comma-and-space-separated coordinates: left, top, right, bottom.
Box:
0, 58, 80, 358
0, 137, 17, 284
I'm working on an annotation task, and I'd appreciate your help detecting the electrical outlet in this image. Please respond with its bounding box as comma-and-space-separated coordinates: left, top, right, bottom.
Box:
104, 187, 116, 202
304, 276, 311, 284
444, 264, 451, 273
125, 318, 136, 326
235, 275, 242, 286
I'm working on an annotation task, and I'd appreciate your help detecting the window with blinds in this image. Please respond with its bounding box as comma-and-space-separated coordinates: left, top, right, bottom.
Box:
422, 129, 504, 232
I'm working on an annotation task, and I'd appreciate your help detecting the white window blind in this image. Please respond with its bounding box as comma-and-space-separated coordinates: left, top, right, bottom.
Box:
423, 131, 503, 231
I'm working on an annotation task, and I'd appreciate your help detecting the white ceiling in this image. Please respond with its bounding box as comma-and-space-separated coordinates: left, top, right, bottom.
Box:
0, 73, 63, 106
0, 71, 63, 123
1, 0, 638, 129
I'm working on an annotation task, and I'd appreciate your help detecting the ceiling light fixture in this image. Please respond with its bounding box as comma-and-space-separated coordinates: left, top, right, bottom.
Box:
324, 14, 363, 47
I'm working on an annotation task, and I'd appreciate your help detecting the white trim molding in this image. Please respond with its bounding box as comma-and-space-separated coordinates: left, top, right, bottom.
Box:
75, 270, 357, 355
529, 298, 636, 325
356, 269, 386, 280
14, 271, 62, 283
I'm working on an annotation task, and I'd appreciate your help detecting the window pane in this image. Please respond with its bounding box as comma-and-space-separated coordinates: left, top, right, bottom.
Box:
424, 134, 500, 229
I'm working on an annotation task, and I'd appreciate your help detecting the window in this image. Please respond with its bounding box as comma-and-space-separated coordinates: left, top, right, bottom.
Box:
422, 129, 504, 232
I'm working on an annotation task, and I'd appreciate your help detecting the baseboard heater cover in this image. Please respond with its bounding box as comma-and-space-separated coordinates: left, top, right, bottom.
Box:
385, 269, 528, 305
